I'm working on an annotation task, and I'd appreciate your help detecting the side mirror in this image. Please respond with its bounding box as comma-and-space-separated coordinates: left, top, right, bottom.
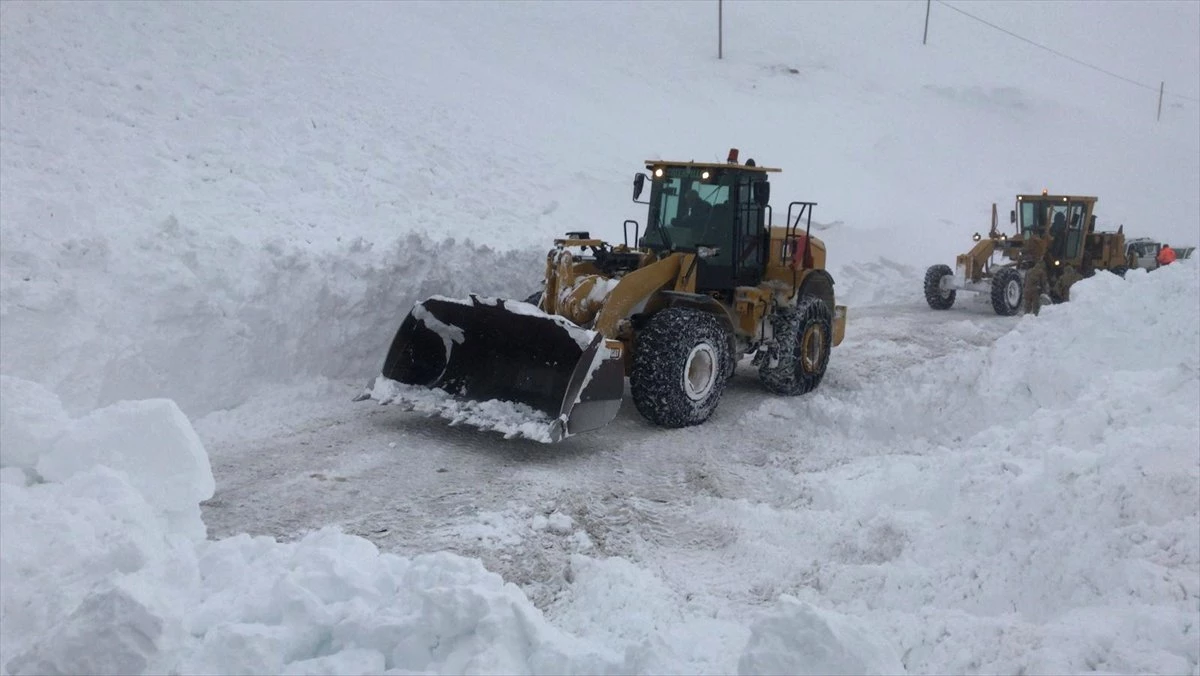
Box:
633, 173, 646, 201
1089, 215, 1096, 231
1010, 209, 1016, 224
752, 180, 770, 207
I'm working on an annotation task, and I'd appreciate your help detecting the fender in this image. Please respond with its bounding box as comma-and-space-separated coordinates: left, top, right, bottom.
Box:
797, 268, 836, 309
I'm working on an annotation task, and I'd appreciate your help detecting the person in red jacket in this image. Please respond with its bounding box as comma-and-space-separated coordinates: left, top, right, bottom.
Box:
1157, 244, 1177, 267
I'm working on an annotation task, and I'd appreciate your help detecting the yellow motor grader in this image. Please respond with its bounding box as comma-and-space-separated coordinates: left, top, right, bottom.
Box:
359, 149, 847, 442
924, 191, 1129, 315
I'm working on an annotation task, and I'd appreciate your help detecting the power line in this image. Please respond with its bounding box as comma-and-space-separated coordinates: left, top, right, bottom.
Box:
934, 0, 1200, 103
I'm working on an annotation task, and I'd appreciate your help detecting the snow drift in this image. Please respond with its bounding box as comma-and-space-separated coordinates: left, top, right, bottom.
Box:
736, 261, 1200, 673
0, 227, 545, 417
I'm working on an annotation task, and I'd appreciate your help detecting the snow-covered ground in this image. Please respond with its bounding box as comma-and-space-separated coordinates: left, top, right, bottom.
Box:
2, 1, 1198, 674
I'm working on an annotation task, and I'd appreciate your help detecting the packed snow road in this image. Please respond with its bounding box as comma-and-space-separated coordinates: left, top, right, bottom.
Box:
199, 298, 1011, 552
197, 298, 1022, 666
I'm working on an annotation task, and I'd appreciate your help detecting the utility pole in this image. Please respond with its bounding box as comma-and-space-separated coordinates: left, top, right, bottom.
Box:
1157, 81, 1164, 121
923, 0, 931, 45
718, 0, 723, 59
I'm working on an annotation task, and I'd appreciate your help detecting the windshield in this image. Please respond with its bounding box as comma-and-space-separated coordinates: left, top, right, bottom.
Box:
1018, 199, 1088, 260
644, 175, 731, 250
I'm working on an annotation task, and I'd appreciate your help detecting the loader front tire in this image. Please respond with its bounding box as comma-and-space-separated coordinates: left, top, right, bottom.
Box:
630, 307, 731, 428
924, 264, 956, 310
991, 267, 1022, 316
758, 296, 833, 396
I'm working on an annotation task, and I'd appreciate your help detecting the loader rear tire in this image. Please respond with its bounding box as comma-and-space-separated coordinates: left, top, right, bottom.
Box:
630, 307, 731, 428
758, 296, 833, 396
991, 267, 1022, 316
924, 264, 956, 310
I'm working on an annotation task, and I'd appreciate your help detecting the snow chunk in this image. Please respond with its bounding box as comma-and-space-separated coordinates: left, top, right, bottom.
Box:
546, 512, 575, 535
737, 596, 904, 675
180, 528, 625, 675
0, 376, 70, 474
36, 397, 215, 542
1, 465, 200, 675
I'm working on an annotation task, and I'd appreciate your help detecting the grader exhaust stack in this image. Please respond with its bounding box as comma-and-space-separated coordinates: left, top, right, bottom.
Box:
358, 295, 625, 443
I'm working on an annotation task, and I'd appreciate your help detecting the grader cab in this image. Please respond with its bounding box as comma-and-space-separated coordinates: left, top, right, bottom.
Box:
360, 149, 848, 442
924, 191, 1128, 315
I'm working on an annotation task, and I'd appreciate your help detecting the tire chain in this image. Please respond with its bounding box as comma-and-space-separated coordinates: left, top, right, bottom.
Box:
752, 304, 801, 379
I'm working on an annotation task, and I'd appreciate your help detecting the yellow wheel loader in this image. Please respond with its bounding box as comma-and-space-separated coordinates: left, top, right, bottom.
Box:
358, 149, 847, 442
924, 191, 1129, 315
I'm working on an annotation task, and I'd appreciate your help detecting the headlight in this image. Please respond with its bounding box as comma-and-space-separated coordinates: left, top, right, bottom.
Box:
973, 232, 982, 242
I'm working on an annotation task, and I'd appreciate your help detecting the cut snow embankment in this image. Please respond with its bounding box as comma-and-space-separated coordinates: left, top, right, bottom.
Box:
0, 197, 920, 420
829, 257, 925, 309
0, 222, 545, 417
737, 261, 1200, 673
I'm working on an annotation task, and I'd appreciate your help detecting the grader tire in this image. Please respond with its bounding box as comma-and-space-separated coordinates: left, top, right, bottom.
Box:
924, 264, 956, 310
630, 307, 731, 428
991, 267, 1022, 316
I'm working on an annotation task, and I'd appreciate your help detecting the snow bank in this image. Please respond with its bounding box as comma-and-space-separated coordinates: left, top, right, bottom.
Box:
829, 257, 925, 308
741, 261, 1200, 673
737, 596, 903, 676
768, 261, 1200, 442
0, 376, 626, 675
0, 226, 545, 417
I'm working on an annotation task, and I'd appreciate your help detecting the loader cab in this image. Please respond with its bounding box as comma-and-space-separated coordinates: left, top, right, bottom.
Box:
638, 160, 777, 292
1014, 194, 1096, 265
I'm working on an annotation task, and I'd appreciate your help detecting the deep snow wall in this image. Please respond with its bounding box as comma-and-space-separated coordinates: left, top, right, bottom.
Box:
1, 224, 544, 416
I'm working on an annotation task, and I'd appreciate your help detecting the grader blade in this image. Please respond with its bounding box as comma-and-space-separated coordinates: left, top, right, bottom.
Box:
358, 295, 625, 442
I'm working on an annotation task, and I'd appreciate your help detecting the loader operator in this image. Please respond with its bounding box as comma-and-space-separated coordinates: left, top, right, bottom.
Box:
1023, 256, 1050, 316
678, 189, 712, 225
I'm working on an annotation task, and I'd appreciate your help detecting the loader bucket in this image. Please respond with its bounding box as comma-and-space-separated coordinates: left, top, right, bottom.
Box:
358, 295, 625, 442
